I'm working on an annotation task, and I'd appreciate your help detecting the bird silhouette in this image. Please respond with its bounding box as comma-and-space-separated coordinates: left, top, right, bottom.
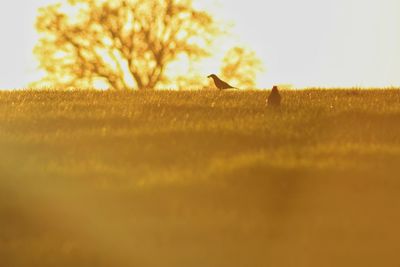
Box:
267, 86, 281, 107
207, 74, 237, 90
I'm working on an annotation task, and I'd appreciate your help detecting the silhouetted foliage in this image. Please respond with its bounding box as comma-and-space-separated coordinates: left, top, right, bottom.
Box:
33, 0, 219, 90
220, 46, 263, 89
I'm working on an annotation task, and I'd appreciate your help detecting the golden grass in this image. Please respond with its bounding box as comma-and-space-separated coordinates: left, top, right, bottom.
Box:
1, 89, 400, 267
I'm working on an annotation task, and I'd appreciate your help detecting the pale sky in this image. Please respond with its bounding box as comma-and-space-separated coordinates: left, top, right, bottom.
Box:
0, 0, 399, 89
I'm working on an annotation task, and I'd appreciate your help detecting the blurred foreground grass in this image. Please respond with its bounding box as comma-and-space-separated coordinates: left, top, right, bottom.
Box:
1, 89, 400, 267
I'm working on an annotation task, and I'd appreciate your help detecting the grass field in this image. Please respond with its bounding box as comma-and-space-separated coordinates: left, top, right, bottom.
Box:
1, 89, 400, 267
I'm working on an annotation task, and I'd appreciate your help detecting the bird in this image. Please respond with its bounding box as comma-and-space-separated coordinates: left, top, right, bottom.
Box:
267, 86, 281, 107
207, 74, 237, 90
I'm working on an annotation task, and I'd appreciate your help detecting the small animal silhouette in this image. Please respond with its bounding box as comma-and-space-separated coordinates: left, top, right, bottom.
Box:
207, 74, 237, 90
267, 86, 281, 107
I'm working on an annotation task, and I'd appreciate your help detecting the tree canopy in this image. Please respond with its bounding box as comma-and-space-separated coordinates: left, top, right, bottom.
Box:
34, 0, 219, 90
220, 46, 263, 89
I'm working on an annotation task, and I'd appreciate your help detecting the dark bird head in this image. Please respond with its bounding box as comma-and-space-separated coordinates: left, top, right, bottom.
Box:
272, 85, 279, 92
207, 74, 217, 79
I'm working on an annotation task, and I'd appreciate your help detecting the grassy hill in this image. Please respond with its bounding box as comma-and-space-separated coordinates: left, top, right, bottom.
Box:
1, 89, 400, 267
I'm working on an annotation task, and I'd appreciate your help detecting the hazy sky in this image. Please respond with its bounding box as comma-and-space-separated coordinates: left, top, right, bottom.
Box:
0, 0, 399, 89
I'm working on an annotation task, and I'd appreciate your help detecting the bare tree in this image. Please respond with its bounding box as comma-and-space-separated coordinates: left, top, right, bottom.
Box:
220, 46, 263, 89
33, 0, 219, 90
